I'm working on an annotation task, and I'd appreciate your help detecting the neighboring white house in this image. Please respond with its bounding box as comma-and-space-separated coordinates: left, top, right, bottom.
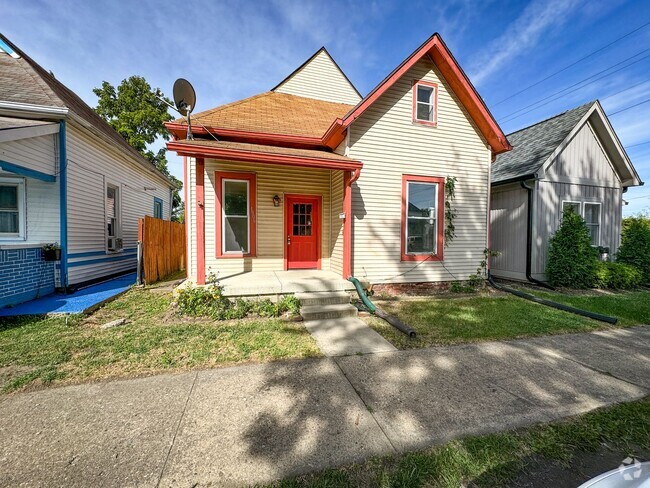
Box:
0, 34, 174, 308
490, 101, 643, 283
165, 34, 512, 289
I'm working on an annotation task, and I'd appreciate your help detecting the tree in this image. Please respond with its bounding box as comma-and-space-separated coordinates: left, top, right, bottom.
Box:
617, 214, 650, 285
93, 76, 183, 220
546, 207, 598, 288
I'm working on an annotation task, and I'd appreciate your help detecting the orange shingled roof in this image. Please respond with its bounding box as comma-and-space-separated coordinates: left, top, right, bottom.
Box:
173, 92, 353, 139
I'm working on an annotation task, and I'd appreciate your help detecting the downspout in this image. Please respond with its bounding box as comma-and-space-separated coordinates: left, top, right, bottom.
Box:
520, 180, 554, 290
59, 120, 68, 290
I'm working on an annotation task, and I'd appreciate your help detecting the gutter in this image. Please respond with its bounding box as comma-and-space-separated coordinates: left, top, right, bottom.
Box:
520, 180, 555, 290
0, 101, 69, 119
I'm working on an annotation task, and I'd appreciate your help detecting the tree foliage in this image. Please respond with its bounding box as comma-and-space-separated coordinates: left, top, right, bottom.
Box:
546, 208, 598, 288
616, 214, 650, 285
93, 76, 183, 220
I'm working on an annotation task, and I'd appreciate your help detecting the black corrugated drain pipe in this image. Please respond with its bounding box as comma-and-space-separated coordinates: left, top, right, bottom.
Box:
348, 276, 417, 338
488, 273, 617, 324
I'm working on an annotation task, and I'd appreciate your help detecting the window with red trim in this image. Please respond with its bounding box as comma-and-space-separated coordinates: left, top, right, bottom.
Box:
412, 80, 438, 126
216, 171, 256, 257
401, 175, 444, 261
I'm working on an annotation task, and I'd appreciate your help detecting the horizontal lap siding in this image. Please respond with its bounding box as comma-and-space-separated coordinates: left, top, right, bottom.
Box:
348, 58, 490, 283
203, 160, 332, 278
490, 184, 527, 278
330, 170, 344, 276
66, 124, 172, 285
0, 133, 57, 175
533, 181, 622, 276
274, 50, 361, 105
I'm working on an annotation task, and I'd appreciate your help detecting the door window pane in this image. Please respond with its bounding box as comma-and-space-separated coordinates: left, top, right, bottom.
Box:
406, 182, 437, 254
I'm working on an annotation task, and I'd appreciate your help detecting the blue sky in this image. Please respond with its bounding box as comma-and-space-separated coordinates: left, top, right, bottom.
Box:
2, 0, 650, 214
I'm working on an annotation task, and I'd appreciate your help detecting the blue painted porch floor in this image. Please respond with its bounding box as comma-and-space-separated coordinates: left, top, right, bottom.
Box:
0, 273, 136, 316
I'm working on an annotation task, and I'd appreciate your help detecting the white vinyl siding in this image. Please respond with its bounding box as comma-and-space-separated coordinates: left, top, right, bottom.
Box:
0, 133, 57, 176
199, 160, 332, 279
274, 49, 361, 105
65, 122, 172, 285
347, 57, 490, 283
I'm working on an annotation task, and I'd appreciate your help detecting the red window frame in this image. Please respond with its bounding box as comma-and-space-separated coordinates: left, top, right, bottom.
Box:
216, 171, 257, 258
401, 174, 445, 262
412, 80, 438, 126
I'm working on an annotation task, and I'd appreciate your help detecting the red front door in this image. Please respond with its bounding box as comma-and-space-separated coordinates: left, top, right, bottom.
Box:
285, 195, 321, 269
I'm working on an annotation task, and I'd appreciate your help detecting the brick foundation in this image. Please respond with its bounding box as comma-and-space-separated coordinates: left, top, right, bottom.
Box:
0, 247, 56, 308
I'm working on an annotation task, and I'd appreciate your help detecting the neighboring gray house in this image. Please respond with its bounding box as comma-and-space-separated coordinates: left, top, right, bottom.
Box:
490, 100, 643, 283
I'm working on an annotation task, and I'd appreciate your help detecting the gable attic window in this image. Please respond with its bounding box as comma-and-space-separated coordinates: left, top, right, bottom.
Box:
401, 175, 445, 261
413, 81, 437, 126
0, 177, 25, 239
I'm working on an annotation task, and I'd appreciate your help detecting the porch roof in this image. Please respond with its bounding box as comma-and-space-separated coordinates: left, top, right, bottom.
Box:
167, 138, 363, 171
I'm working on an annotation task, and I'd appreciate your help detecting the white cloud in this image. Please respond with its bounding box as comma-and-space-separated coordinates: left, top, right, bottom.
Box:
468, 0, 583, 85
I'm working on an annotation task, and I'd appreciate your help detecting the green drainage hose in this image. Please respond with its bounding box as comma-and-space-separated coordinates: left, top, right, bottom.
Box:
348, 276, 416, 338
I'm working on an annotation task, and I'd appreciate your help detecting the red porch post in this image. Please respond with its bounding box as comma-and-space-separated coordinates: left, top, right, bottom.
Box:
342, 168, 360, 279
196, 157, 206, 285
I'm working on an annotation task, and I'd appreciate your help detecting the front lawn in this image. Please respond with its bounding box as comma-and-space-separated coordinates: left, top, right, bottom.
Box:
364, 294, 610, 349
269, 398, 650, 488
0, 288, 320, 393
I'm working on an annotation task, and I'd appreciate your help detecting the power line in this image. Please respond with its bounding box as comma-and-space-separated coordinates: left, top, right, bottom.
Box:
627, 193, 650, 200
609, 98, 650, 116
493, 21, 650, 107
499, 49, 650, 122
627, 140, 650, 148
601, 78, 650, 100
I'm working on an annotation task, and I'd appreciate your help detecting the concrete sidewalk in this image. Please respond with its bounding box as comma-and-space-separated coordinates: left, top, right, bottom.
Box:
0, 326, 648, 487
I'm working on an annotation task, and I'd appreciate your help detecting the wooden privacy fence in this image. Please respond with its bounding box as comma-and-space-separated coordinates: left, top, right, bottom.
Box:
138, 216, 185, 284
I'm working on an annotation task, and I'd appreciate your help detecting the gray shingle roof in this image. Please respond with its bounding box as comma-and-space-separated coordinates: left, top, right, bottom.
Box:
0, 34, 173, 187
492, 101, 595, 184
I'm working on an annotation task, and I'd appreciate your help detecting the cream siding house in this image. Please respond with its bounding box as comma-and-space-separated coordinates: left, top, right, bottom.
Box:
0, 35, 174, 308
168, 34, 511, 291
490, 101, 642, 283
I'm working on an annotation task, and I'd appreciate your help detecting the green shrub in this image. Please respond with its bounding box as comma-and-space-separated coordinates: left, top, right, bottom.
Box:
594, 261, 642, 289
546, 208, 598, 288
617, 215, 650, 285
176, 284, 301, 320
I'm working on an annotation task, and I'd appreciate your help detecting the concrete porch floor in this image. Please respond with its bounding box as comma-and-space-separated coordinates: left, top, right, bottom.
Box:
217, 270, 366, 297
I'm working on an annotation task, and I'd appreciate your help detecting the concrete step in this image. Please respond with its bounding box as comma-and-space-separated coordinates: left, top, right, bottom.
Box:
295, 291, 351, 307
302, 317, 398, 356
300, 303, 358, 321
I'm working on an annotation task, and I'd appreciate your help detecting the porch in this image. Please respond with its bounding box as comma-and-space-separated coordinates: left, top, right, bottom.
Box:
216, 269, 366, 297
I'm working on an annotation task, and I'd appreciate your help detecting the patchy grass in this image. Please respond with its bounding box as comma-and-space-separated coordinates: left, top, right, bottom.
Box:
364, 294, 605, 349
0, 288, 320, 393
267, 398, 650, 488
513, 288, 650, 327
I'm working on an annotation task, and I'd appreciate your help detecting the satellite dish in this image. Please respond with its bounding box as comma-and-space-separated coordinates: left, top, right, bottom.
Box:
173, 78, 196, 116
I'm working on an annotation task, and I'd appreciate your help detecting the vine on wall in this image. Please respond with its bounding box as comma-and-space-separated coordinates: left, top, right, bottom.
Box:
444, 176, 458, 247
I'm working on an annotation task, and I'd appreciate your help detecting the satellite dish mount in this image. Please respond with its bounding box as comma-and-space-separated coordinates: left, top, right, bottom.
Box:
173, 78, 197, 140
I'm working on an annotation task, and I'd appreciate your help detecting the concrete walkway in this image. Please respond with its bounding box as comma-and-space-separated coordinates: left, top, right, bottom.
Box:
0, 326, 648, 487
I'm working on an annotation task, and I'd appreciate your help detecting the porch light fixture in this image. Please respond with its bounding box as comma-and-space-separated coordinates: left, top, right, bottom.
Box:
272, 194, 281, 207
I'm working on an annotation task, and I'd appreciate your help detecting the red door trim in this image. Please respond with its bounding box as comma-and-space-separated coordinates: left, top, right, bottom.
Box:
284, 194, 322, 271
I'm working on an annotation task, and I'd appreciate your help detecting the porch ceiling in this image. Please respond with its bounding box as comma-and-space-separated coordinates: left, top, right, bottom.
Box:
167, 139, 362, 171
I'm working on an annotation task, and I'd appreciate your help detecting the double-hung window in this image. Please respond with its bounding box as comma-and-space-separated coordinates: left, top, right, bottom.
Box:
413, 81, 437, 125
106, 184, 122, 251
216, 171, 256, 257
584, 203, 601, 246
153, 197, 163, 219
401, 175, 445, 261
0, 177, 25, 239
561, 200, 601, 246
